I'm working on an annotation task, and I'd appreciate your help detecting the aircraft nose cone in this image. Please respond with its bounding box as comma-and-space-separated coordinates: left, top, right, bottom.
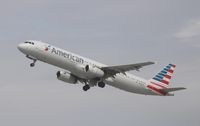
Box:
18, 43, 23, 51
18, 43, 26, 52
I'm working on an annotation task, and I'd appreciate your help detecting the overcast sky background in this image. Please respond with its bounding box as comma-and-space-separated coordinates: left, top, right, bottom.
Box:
0, 0, 200, 126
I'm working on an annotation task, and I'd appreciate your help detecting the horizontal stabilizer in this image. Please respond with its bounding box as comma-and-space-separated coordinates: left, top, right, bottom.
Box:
160, 87, 186, 93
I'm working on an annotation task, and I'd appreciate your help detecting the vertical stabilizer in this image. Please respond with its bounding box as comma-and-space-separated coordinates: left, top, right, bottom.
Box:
149, 64, 176, 88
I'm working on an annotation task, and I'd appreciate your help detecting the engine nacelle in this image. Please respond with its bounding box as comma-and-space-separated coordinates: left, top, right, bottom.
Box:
57, 71, 78, 84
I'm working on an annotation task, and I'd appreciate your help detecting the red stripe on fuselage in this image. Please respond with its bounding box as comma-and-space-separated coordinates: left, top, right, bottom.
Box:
161, 80, 169, 85
172, 65, 176, 68
150, 82, 166, 88
164, 75, 171, 79
147, 85, 167, 95
168, 69, 174, 73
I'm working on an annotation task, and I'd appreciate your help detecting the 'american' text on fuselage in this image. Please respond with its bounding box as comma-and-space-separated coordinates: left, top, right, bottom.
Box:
51, 47, 84, 64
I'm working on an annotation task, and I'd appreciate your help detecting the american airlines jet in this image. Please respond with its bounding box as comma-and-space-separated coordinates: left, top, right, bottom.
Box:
18, 40, 186, 96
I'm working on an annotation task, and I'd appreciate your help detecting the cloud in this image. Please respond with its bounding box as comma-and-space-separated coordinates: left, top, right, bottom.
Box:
174, 19, 200, 47
175, 19, 200, 40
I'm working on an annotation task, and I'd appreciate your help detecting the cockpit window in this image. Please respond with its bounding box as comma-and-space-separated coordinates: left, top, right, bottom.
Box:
24, 42, 34, 45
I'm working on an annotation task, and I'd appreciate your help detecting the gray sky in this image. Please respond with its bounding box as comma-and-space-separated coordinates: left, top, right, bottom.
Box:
0, 0, 200, 126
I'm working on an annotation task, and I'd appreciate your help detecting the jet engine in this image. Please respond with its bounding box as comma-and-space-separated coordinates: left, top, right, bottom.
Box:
57, 71, 78, 84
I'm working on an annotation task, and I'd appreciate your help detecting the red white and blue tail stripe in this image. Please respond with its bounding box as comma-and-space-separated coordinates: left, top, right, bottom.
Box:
150, 64, 176, 87
147, 64, 186, 95
147, 64, 177, 95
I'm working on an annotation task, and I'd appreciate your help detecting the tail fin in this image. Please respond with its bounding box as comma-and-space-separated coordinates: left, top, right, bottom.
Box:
149, 64, 176, 88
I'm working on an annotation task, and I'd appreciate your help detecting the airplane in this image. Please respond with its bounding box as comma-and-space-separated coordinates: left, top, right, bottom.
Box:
18, 40, 186, 96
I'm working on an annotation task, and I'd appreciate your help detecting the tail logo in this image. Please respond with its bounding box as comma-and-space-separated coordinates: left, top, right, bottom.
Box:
151, 64, 176, 86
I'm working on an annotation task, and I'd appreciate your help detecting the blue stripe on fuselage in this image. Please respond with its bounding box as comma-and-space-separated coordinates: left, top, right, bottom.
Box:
155, 75, 163, 79
161, 70, 167, 74
153, 77, 162, 82
158, 73, 165, 76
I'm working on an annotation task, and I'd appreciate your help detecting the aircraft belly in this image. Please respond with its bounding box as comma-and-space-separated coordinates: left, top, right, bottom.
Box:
105, 75, 148, 95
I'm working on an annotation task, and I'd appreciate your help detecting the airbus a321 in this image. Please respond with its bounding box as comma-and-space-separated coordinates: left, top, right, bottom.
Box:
18, 40, 186, 96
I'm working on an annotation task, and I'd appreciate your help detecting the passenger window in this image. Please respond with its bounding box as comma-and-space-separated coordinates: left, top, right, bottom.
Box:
24, 42, 34, 45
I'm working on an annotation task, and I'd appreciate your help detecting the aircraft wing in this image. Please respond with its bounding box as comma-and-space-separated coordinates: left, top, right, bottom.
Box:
101, 61, 155, 77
